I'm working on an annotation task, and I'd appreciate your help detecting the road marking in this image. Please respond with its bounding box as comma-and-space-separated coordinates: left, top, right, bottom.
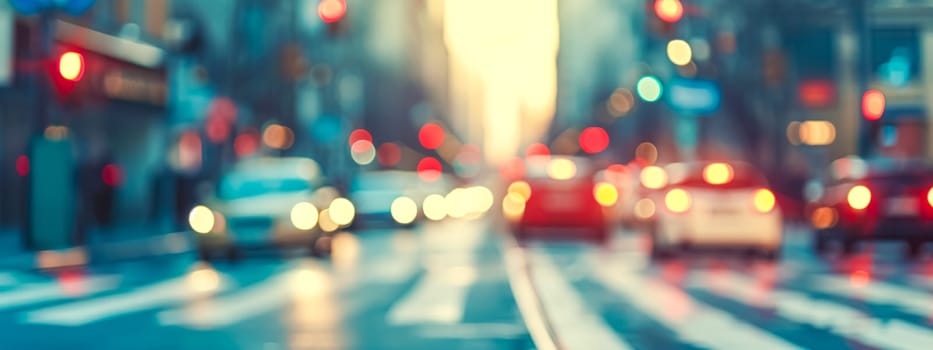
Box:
590, 256, 801, 350
811, 275, 933, 319
386, 221, 485, 325
0, 276, 120, 311
503, 244, 558, 350
386, 263, 476, 325
689, 271, 933, 350
159, 268, 328, 329
25, 274, 229, 326
416, 322, 526, 339
532, 252, 633, 350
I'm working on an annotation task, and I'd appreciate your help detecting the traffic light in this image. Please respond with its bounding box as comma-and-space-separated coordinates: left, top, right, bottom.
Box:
58, 51, 85, 82
50, 50, 86, 100
319, 0, 348, 35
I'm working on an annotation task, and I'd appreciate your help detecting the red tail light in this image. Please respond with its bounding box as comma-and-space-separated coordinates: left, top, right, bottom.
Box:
847, 185, 871, 210
665, 188, 691, 213
927, 187, 933, 208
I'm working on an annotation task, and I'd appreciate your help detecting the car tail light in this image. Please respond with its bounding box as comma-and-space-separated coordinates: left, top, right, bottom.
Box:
640, 166, 668, 190
847, 185, 871, 210
753, 188, 776, 213
703, 163, 734, 185
593, 182, 619, 207
665, 188, 691, 213
927, 187, 933, 208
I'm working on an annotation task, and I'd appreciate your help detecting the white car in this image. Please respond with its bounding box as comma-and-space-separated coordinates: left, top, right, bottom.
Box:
188, 157, 344, 260
349, 170, 454, 227
648, 162, 783, 260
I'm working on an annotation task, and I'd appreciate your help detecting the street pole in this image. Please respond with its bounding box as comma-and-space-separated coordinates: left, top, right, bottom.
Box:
855, 0, 873, 157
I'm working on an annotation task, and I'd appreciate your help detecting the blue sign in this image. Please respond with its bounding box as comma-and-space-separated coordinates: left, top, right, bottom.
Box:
9, 0, 95, 15
667, 78, 721, 115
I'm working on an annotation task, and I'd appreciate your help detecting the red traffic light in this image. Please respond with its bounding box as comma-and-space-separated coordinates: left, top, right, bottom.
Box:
58, 51, 85, 82
318, 0, 347, 24
862, 89, 885, 121
654, 0, 684, 23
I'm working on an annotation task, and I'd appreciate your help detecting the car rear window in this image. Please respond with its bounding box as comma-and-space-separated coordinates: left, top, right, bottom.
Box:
670, 163, 768, 189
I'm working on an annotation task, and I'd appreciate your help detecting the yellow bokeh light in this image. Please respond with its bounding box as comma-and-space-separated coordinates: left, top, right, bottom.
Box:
423, 194, 448, 221
665, 188, 691, 213
703, 163, 734, 185
470, 186, 495, 214
666, 39, 693, 66
507, 181, 532, 201
593, 182, 619, 207
318, 209, 339, 233
753, 189, 776, 213
634, 198, 656, 219
640, 166, 668, 190
187, 266, 220, 294
188, 205, 215, 234
446, 189, 468, 219
391, 197, 419, 225
847, 185, 871, 210
811, 207, 837, 229
502, 192, 526, 221
547, 158, 577, 180
290, 202, 319, 231
328, 198, 356, 226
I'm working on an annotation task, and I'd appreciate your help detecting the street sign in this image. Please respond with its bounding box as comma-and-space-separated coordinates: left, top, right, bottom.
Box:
667, 78, 720, 115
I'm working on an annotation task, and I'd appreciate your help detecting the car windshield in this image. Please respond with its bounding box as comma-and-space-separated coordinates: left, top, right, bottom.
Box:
219, 175, 311, 200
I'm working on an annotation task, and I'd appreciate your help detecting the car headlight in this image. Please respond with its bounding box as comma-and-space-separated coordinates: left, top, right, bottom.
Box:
328, 198, 355, 226
290, 202, 319, 230
391, 196, 418, 224
188, 205, 215, 234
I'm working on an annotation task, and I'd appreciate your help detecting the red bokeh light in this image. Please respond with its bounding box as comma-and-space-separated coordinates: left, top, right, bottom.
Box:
101, 164, 124, 187
525, 143, 550, 158
234, 132, 259, 157
579, 127, 610, 154
318, 0, 347, 24
654, 0, 684, 23
15, 155, 29, 177
348, 129, 372, 146
58, 51, 85, 82
862, 90, 885, 121
417, 157, 442, 182
798, 80, 836, 109
377, 142, 401, 167
419, 123, 445, 150
205, 115, 231, 144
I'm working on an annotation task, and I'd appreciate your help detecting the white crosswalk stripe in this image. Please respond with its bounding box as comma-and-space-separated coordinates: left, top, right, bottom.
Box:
531, 252, 633, 350
588, 254, 802, 350
25, 273, 231, 326
0, 275, 120, 311
688, 270, 933, 350
811, 275, 933, 319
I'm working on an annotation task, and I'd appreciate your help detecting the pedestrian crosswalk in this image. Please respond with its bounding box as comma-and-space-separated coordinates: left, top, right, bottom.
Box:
0, 232, 932, 350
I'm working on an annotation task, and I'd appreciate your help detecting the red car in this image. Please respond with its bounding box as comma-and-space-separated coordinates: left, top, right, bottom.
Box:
504, 156, 609, 243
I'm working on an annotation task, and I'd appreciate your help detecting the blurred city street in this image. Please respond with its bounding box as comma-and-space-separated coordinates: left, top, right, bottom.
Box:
5, 0, 933, 348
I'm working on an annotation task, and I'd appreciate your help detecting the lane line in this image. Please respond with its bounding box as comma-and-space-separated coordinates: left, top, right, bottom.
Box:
590, 256, 801, 350
531, 251, 633, 350
0, 276, 120, 311
25, 274, 229, 326
689, 270, 933, 350
503, 244, 559, 350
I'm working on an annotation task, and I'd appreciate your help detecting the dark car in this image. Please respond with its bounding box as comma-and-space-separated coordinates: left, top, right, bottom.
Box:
807, 157, 933, 257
